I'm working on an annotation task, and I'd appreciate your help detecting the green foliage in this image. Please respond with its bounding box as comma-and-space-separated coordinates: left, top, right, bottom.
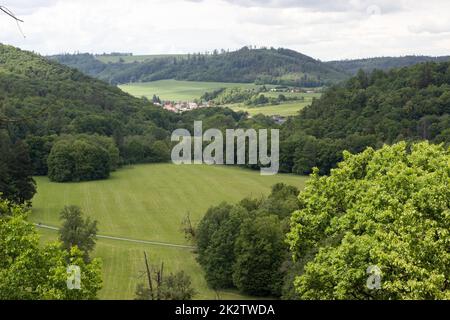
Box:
280, 62, 450, 175
25, 135, 56, 176
59, 206, 98, 262
121, 135, 170, 164
287, 142, 450, 299
0, 44, 180, 175
0, 198, 102, 299
0, 130, 35, 203
233, 214, 286, 296
196, 203, 241, 289
51, 47, 347, 86
328, 55, 450, 75
196, 183, 300, 296
159, 270, 196, 300
47, 136, 114, 182
135, 270, 196, 300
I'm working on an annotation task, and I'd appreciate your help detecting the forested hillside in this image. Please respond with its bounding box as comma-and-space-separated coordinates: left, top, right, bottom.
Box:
3, 43, 450, 194
279, 63, 450, 174
327, 55, 450, 75
0, 44, 167, 192
0, 44, 276, 194
50, 47, 347, 87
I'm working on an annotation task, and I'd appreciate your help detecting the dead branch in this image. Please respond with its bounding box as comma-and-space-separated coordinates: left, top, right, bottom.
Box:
0, 5, 24, 22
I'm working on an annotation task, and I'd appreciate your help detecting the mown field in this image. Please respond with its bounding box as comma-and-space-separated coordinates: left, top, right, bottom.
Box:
119, 80, 268, 101
226, 92, 322, 117
32, 164, 307, 299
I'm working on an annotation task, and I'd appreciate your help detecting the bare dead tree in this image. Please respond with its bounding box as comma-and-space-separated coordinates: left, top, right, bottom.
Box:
181, 212, 196, 242
141, 252, 165, 300
143, 251, 153, 299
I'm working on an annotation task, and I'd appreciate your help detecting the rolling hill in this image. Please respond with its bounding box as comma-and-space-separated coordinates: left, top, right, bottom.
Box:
50, 48, 450, 89
49, 47, 347, 87
279, 61, 450, 175
327, 55, 450, 75
0, 43, 178, 136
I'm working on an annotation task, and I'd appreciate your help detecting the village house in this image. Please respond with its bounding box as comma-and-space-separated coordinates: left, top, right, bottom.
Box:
160, 100, 211, 113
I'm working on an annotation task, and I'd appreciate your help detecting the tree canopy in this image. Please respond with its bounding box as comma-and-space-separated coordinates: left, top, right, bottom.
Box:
280, 62, 450, 175
59, 206, 98, 262
0, 198, 102, 299
287, 142, 450, 299
0, 130, 35, 203
51, 47, 346, 87
196, 183, 300, 297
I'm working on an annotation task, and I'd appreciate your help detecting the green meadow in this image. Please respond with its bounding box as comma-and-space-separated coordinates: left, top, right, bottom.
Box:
227, 101, 308, 117
32, 164, 307, 299
227, 92, 322, 117
119, 80, 266, 101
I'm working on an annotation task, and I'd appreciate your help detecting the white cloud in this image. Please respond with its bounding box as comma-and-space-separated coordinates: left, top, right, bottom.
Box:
2, 0, 60, 14
0, 0, 449, 60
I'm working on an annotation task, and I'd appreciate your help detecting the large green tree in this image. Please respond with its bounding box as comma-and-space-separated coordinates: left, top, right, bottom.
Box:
59, 205, 98, 262
233, 214, 286, 296
287, 142, 450, 299
196, 203, 246, 289
47, 137, 113, 182
0, 130, 35, 203
0, 199, 102, 299
196, 183, 300, 296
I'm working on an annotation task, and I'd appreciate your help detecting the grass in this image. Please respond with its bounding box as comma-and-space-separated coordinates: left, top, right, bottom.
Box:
119, 79, 322, 116
119, 80, 269, 101
38, 228, 251, 300
32, 164, 307, 299
227, 93, 322, 117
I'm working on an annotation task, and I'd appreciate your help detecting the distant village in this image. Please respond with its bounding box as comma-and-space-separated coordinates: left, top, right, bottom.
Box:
151, 86, 321, 124
154, 101, 212, 113
154, 100, 287, 124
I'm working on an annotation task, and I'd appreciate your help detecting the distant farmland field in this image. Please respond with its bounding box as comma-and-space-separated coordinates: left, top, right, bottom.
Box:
119, 80, 267, 101
32, 164, 307, 299
227, 92, 322, 117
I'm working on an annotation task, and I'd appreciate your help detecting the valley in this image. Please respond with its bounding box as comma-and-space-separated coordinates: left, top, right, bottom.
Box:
118, 79, 321, 117
1, 37, 449, 302
119, 80, 265, 101
31, 163, 307, 299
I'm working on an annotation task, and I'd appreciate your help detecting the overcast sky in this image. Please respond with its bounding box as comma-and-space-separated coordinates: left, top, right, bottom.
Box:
0, 0, 449, 60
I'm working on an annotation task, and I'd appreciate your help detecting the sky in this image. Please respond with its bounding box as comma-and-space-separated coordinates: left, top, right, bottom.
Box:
0, 0, 449, 61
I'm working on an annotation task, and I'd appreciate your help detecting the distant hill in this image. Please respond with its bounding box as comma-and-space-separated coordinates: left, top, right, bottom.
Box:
0, 44, 176, 136
279, 61, 450, 175
95, 53, 188, 64
327, 55, 450, 75
0, 43, 183, 175
49, 47, 347, 87
0, 44, 274, 176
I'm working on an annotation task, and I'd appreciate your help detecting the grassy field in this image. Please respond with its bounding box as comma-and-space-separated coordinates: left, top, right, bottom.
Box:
32, 164, 307, 299
95, 54, 188, 64
119, 80, 267, 101
227, 92, 322, 117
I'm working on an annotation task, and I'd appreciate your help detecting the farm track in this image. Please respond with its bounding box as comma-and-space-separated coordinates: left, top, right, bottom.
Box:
34, 223, 196, 250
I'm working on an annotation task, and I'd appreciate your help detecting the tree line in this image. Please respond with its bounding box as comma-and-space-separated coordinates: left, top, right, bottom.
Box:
195, 142, 450, 299
50, 47, 347, 87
